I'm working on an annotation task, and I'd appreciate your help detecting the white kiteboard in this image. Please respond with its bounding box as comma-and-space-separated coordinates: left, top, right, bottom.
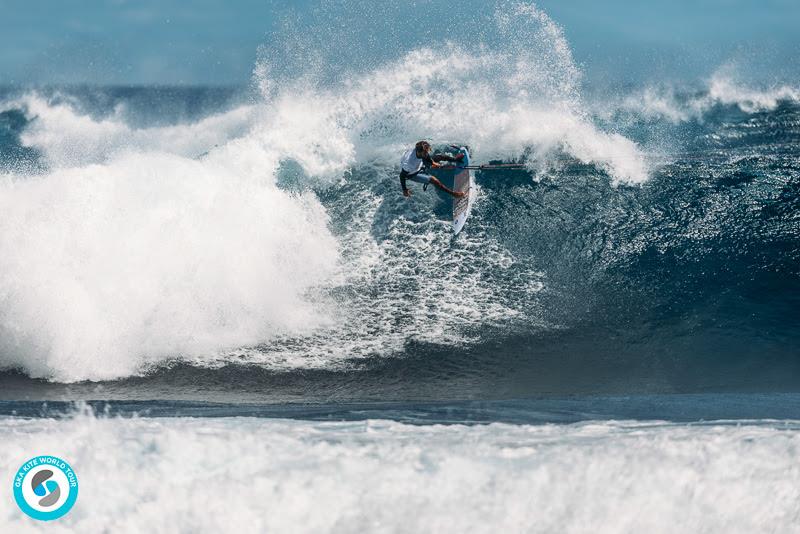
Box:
452, 146, 474, 234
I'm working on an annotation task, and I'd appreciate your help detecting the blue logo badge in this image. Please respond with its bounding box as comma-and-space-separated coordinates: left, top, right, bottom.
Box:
13, 456, 79, 521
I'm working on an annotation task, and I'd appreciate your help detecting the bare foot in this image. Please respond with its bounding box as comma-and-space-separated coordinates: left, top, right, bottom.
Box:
453, 191, 467, 198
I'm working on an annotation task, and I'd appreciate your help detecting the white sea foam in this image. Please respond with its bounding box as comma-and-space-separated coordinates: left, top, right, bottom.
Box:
707, 71, 800, 113
3, 93, 255, 167
0, 148, 339, 381
612, 65, 800, 124
1, 412, 799, 533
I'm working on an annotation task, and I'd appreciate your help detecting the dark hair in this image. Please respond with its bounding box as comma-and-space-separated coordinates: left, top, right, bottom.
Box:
415, 141, 431, 155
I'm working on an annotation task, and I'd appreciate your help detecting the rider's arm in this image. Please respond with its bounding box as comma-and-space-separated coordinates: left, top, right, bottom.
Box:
423, 154, 442, 169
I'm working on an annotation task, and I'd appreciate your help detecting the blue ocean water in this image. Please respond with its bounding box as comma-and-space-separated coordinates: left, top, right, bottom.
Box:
1, 3, 799, 531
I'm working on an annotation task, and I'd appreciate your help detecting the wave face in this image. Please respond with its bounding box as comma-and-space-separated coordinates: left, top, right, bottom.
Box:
0, 2, 798, 394
1, 409, 800, 532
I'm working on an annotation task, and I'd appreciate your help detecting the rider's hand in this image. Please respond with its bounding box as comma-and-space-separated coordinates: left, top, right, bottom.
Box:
403, 189, 412, 198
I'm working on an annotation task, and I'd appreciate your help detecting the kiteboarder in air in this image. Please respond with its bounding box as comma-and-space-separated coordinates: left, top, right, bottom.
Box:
400, 141, 465, 198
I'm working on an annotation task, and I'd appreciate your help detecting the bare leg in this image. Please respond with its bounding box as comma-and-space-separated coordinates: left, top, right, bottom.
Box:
430, 177, 466, 198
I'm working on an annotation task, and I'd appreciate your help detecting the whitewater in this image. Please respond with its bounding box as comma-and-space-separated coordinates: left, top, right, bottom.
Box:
1, 406, 799, 533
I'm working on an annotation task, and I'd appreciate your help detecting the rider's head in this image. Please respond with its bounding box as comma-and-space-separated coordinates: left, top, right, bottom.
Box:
415, 141, 431, 157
